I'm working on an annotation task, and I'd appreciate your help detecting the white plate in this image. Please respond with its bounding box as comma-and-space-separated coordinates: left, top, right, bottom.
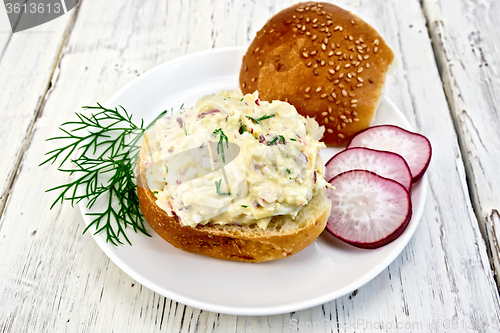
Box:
79, 46, 427, 316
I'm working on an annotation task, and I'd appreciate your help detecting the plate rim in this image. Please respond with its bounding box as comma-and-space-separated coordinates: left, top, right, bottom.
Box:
80, 46, 427, 316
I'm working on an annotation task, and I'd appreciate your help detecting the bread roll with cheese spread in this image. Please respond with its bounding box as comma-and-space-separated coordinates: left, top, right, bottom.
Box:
239, 2, 394, 146
137, 90, 331, 262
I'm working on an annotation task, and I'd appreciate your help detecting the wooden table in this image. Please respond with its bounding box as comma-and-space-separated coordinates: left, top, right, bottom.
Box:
1, 0, 499, 332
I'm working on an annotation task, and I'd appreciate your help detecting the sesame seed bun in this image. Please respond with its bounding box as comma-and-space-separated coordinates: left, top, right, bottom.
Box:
239, 2, 394, 146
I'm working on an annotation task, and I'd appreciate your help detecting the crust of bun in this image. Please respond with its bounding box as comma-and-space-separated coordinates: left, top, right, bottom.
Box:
239, 1, 394, 146
137, 135, 331, 263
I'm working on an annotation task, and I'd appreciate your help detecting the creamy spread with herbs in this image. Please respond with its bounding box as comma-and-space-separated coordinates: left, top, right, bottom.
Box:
143, 90, 327, 229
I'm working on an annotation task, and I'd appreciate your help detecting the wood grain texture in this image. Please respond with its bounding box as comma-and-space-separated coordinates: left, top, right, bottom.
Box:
0, 8, 76, 216
0, 0, 499, 332
422, 0, 500, 286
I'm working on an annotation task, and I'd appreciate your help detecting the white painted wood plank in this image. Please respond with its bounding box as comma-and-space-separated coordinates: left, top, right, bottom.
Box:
0, 8, 77, 215
0, 0, 499, 332
422, 0, 500, 285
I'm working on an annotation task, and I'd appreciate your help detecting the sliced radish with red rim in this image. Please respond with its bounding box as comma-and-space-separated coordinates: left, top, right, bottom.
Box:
347, 125, 431, 183
326, 170, 412, 249
325, 147, 412, 191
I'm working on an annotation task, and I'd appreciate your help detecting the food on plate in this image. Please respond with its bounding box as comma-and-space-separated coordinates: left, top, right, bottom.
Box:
325, 147, 412, 191
326, 170, 412, 249
239, 1, 394, 146
323, 124, 431, 248
137, 90, 331, 262
347, 125, 432, 182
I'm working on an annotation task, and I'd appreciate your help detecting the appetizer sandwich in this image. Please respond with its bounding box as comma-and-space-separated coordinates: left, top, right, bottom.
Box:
137, 90, 331, 262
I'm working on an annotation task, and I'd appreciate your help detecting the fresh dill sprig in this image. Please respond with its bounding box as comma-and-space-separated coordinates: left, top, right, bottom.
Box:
40, 103, 170, 246
212, 128, 229, 163
245, 114, 275, 124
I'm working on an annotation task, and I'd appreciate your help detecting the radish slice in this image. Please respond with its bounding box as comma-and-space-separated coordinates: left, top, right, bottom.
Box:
347, 125, 431, 182
325, 147, 412, 191
326, 170, 412, 249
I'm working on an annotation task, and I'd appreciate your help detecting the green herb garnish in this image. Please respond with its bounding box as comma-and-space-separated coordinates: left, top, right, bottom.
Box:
286, 168, 291, 174
241, 205, 248, 208
245, 114, 275, 124
268, 137, 278, 145
289, 138, 297, 141
182, 122, 188, 136
240, 98, 244, 101
215, 178, 231, 196
213, 128, 229, 162
40, 103, 178, 246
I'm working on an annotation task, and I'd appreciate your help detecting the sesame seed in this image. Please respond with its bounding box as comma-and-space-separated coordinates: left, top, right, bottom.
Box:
334, 26, 339, 31
374, 39, 379, 45
359, 37, 364, 42
296, 8, 304, 12
352, 104, 357, 108
349, 35, 353, 40
303, 52, 309, 58
251, 78, 256, 82
338, 133, 345, 138
353, 111, 358, 116
355, 62, 360, 67
345, 64, 351, 68
358, 77, 364, 82
321, 60, 326, 66
313, 69, 318, 75
354, 118, 360, 121
312, 35, 317, 41
305, 94, 311, 98
347, 73, 352, 78
342, 89, 347, 96
374, 47, 378, 53
311, 50, 317, 55
258, 61, 262, 66
338, 73, 344, 78
342, 122, 347, 127
321, 112, 328, 116
242, 82, 246, 88
355, 40, 360, 45
270, 29, 274, 33
335, 65, 340, 71
358, 55, 363, 61
329, 116, 335, 121
346, 78, 351, 83
324, 118, 329, 124
331, 92, 337, 99
340, 115, 346, 120
324, 38, 328, 44
306, 31, 311, 36
327, 129, 333, 133
313, 63, 318, 69
293, 27, 298, 32
306, 62, 312, 67
327, 20, 333, 26
328, 51, 334, 57
313, 18, 318, 23
254, 47, 260, 53
366, 63, 371, 68
364, 55, 369, 59
343, 118, 349, 123
329, 61, 334, 65
329, 69, 335, 74
328, 106, 332, 112
328, 96, 334, 101
358, 49, 365, 54
321, 93, 327, 98
339, 26, 343, 31
349, 92, 355, 97
333, 79, 339, 85
369, 78, 374, 83
305, 86, 311, 92
362, 44, 367, 48
322, 44, 326, 50
358, 67, 364, 73
357, 83, 363, 87
316, 86, 322, 92
339, 83, 345, 88
351, 20, 355, 24
351, 99, 358, 103
297, 24, 302, 28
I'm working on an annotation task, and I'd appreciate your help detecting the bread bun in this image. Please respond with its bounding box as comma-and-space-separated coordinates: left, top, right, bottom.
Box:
239, 2, 394, 146
137, 135, 331, 263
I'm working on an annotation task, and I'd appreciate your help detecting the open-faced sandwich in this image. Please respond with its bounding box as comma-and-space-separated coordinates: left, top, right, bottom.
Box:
137, 90, 331, 262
